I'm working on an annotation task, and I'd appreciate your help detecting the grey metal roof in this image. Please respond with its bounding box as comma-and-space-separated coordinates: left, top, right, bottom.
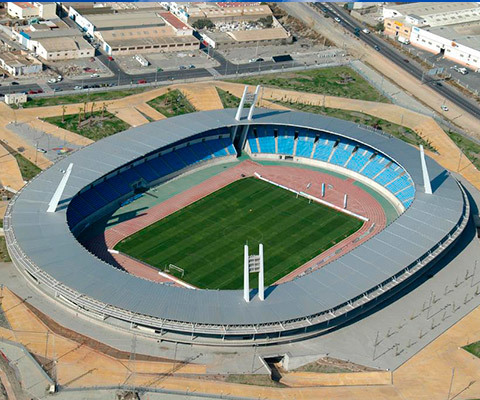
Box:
9, 109, 465, 326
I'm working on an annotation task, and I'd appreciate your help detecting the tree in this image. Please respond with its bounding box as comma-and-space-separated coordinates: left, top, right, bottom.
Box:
101, 102, 106, 118
61, 105, 66, 123
375, 22, 385, 32
258, 15, 273, 28
192, 18, 214, 30
90, 102, 96, 117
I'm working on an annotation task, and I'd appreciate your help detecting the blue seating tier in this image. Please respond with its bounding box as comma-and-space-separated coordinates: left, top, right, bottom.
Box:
68, 137, 235, 228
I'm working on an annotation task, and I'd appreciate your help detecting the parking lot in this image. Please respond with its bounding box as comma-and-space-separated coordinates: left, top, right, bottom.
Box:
218, 40, 335, 65
399, 43, 480, 95
115, 50, 220, 75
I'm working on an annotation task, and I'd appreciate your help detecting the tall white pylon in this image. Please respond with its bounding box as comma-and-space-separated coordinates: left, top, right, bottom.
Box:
244, 244, 250, 302
247, 85, 261, 121
258, 243, 264, 301
235, 86, 249, 121
47, 163, 73, 213
419, 145, 432, 194
243, 243, 265, 302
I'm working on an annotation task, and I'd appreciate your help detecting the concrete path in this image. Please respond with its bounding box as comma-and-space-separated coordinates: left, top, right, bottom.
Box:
113, 107, 150, 127
28, 118, 93, 147
134, 103, 166, 121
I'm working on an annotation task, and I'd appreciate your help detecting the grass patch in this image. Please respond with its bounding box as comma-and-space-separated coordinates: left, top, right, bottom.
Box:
231, 66, 389, 103
277, 101, 436, 151
43, 110, 130, 142
19, 88, 148, 108
115, 177, 363, 289
225, 374, 284, 387
14, 153, 41, 181
0, 237, 10, 263
147, 89, 196, 118
447, 130, 480, 170
216, 87, 241, 108
464, 341, 480, 359
0, 220, 2, 228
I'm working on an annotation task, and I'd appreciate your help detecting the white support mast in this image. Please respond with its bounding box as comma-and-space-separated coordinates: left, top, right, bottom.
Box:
235, 86, 249, 121
243, 243, 265, 302
244, 244, 250, 302
47, 163, 73, 213
419, 145, 432, 195
258, 243, 264, 301
247, 85, 261, 121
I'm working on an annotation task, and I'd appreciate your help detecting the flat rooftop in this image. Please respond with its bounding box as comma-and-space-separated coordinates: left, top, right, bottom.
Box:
425, 23, 480, 51
385, 2, 480, 16
87, 11, 167, 30
227, 27, 289, 42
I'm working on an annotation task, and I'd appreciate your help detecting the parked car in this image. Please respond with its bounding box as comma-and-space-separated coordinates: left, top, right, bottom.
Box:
107, 56, 114, 61
47, 78, 57, 84
441, 105, 449, 112
137, 79, 147, 84
37, 148, 47, 153
11, 81, 19, 85
334, 17, 341, 23
57, 75, 63, 81
53, 87, 62, 92
362, 28, 370, 34
374, 45, 380, 51
188, 64, 195, 69
90, 73, 100, 78
178, 65, 187, 70
74, 85, 83, 90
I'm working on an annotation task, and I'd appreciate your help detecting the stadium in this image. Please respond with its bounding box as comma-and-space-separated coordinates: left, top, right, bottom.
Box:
3, 88, 470, 346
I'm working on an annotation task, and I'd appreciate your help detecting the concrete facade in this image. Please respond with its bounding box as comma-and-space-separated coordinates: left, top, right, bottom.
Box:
7, 2, 57, 20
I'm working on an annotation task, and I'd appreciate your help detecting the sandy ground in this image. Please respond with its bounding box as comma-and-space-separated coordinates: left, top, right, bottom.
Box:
1, 280, 480, 399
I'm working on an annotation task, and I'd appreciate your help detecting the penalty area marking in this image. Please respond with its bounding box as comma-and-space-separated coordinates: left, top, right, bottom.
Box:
253, 172, 369, 222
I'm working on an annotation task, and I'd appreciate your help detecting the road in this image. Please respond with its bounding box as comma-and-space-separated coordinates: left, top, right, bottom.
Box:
314, 2, 480, 120
0, 45, 310, 97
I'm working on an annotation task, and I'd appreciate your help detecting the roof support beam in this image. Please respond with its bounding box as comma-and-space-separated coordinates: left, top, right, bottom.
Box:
247, 85, 261, 121
235, 86, 249, 121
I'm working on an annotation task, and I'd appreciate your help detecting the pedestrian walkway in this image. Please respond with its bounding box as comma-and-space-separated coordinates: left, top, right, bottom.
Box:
134, 103, 166, 121
180, 84, 223, 111
114, 107, 150, 127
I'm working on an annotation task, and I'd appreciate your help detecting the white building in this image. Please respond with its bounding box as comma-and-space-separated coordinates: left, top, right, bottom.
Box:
410, 25, 480, 71
383, 2, 480, 27
7, 2, 57, 20
4, 92, 27, 105
0, 52, 42, 76
12, 28, 94, 61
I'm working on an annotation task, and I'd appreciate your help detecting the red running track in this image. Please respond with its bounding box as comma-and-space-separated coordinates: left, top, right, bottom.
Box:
83, 160, 387, 287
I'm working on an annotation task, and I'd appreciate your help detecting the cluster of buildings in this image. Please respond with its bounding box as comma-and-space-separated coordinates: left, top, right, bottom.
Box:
0, 1, 291, 79
162, 2, 291, 49
383, 2, 480, 71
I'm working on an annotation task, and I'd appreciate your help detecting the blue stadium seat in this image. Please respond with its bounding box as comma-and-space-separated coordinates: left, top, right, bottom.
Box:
147, 156, 173, 177
162, 151, 186, 171
295, 134, 315, 158
257, 135, 276, 153
375, 163, 402, 186
93, 181, 121, 202
346, 148, 373, 172
133, 162, 160, 182
247, 133, 259, 153
189, 142, 213, 162
277, 132, 295, 155
361, 155, 388, 179
313, 137, 336, 161
330, 143, 355, 167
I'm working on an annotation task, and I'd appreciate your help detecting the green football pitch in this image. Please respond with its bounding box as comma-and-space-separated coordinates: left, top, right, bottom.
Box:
114, 177, 363, 290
